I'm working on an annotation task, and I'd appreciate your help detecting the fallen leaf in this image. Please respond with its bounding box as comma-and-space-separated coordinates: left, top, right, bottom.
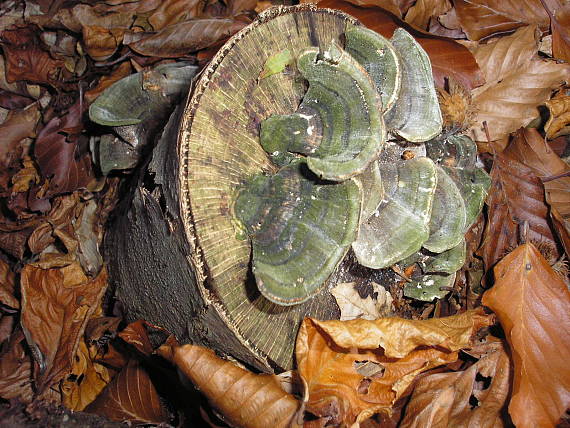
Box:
313, 0, 485, 90
126, 18, 248, 58
75, 199, 104, 276
482, 243, 570, 428
0, 259, 18, 309
544, 93, 570, 139
0, 330, 33, 403
340, 0, 404, 17
147, 0, 203, 30
479, 155, 558, 272
404, 0, 451, 31
296, 310, 493, 425
454, 0, 549, 41
11, 155, 40, 193
20, 263, 108, 393
84, 61, 132, 105
117, 320, 156, 356
543, 1, 570, 62
0, 104, 40, 168
34, 102, 94, 197
400, 338, 510, 428
331, 282, 393, 320
503, 128, 570, 257
46, 4, 135, 33
85, 359, 170, 425
0, 26, 64, 87
61, 338, 114, 411
468, 26, 570, 141
82, 26, 125, 62
166, 344, 299, 428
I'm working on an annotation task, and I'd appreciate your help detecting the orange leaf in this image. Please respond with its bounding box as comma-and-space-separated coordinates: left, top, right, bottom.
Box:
400, 338, 511, 428
544, 93, 570, 139
543, 1, 570, 62
0, 259, 18, 309
170, 344, 300, 428
20, 263, 108, 393
61, 339, 114, 411
404, 0, 451, 31
85, 359, 170, 425
296, 310, 493, 425
482, 243, 570, 428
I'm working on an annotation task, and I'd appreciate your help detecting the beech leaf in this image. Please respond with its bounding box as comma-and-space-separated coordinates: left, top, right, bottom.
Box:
85, 359, 170, 425
168, 344, 300, 428
468, 26, 570, 141
0, 259, 18, 309
295, 310, 493, 425
0, 330, 33, 403
543, 1, 570, 62
400, 338, 511, 428
482, 243, 570, 428
403, 0, 451, 31
503, 128, 570, 257
20, 262, 108, 393
0, 104, 40, 168
126, 18, 248, 58
34, 102, 94, 197
454, 0, 550, 41
479, 155, 558, 272
544, 93, 570, 139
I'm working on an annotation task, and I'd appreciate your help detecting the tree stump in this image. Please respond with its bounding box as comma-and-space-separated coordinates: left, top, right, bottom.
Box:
106, 5, 379, 372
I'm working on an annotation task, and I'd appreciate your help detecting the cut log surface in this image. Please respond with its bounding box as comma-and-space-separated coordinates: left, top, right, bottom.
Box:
178, 5, 360, 370
107, 5, 382, 372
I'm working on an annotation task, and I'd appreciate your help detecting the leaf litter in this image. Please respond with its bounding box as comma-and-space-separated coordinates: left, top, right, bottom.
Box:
0, 0, 569, 426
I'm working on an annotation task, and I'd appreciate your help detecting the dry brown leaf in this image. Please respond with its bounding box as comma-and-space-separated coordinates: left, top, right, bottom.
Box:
296, 310, 493, 425
545, 2, 570, 62
479, 155, 558, 272
482, 243, 570, 428
331, 282, 393, 320
147, 0, 203, 30
167, 344, 299, 428
404, 0, 451, 30
61, 338, 114, 411
47, 4, 135, 33
0, 104, 40, 168
11, 155, 40, 193
85, 61, 132, 105
400, 338, 510, 428
20, 263, 108, 393
126, 18, 248, 58
340, 0, 404, 17
503, 128, 570, 257
82, 26, 125, 62
454, 0, 550, 41
545, 93, 570, 139
468, 26, 570, 141
85, 359, 170, 425
0, 259, 18, 309
0, 330, 33, 403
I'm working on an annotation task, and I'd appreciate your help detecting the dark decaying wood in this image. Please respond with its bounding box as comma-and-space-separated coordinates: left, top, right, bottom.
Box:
106, 5, 394, 372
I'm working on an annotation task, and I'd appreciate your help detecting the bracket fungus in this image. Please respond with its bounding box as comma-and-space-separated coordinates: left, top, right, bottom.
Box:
171, 5, 490, 369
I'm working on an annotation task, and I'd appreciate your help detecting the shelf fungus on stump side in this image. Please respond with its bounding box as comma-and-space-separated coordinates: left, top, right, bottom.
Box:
234, 161, 360, 305
260, 42, 385, 181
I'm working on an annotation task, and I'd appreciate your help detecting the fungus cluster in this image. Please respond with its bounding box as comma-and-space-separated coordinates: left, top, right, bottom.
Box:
234, 26, 490, 306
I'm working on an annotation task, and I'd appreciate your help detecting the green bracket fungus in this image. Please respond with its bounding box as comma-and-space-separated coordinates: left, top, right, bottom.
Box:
260, 42, 385, 181
423, 165, 467, 253
352, 157, 437, 269
353, 160, 384, 223
384, 29, 442, 142
422, 239, 467, 275
234, 161, 361, 306
344, 26, 401, 113
426, 135, 477, 169
404, 272, 456, 301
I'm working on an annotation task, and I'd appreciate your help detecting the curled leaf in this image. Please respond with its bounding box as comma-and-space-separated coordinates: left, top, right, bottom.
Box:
296, 310, 493, 425
170, 344, 299, 428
